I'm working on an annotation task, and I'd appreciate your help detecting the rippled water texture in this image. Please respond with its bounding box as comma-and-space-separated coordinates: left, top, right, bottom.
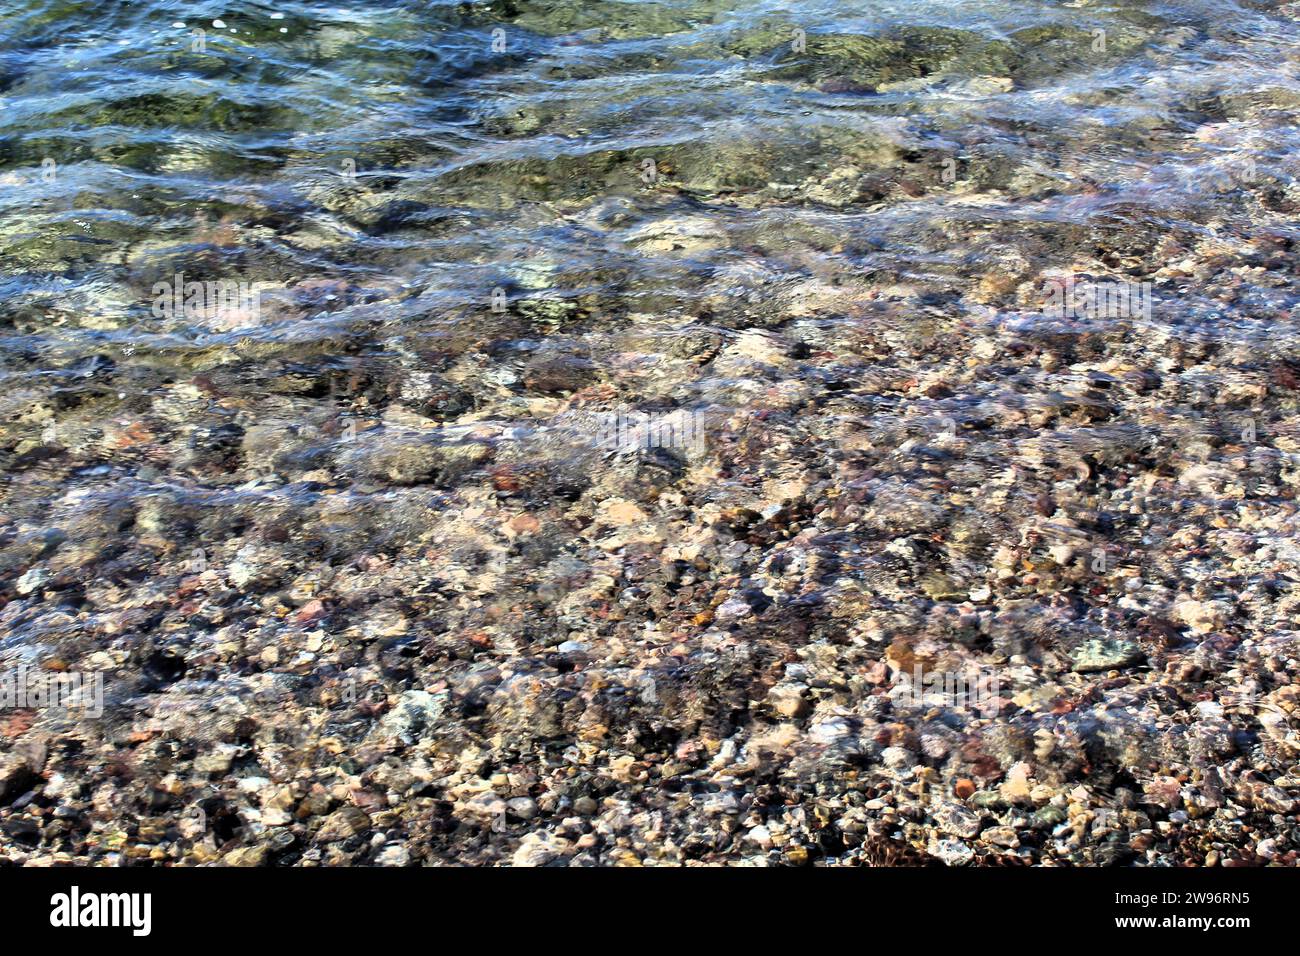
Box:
2, 1, 1300, 865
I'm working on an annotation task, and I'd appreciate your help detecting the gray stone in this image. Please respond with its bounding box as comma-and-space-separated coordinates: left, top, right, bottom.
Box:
1071, 639, 1144, 673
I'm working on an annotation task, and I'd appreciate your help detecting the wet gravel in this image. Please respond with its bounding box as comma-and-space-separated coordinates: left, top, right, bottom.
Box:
2, 0, 1300, 865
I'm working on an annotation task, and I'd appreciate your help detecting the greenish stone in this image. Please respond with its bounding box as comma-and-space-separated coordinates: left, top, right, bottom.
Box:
1034, 805, 1068, 827
1071, 639, 1145, 673
921, 572, 967, 601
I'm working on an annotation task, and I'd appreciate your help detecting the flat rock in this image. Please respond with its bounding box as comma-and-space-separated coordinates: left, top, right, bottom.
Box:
1071, 638, 1144, 673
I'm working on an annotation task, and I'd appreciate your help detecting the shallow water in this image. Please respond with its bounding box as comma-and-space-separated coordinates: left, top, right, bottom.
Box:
2, 1, 1295, 346
5, 0, 1296, 557
2, 1, 1300, 865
